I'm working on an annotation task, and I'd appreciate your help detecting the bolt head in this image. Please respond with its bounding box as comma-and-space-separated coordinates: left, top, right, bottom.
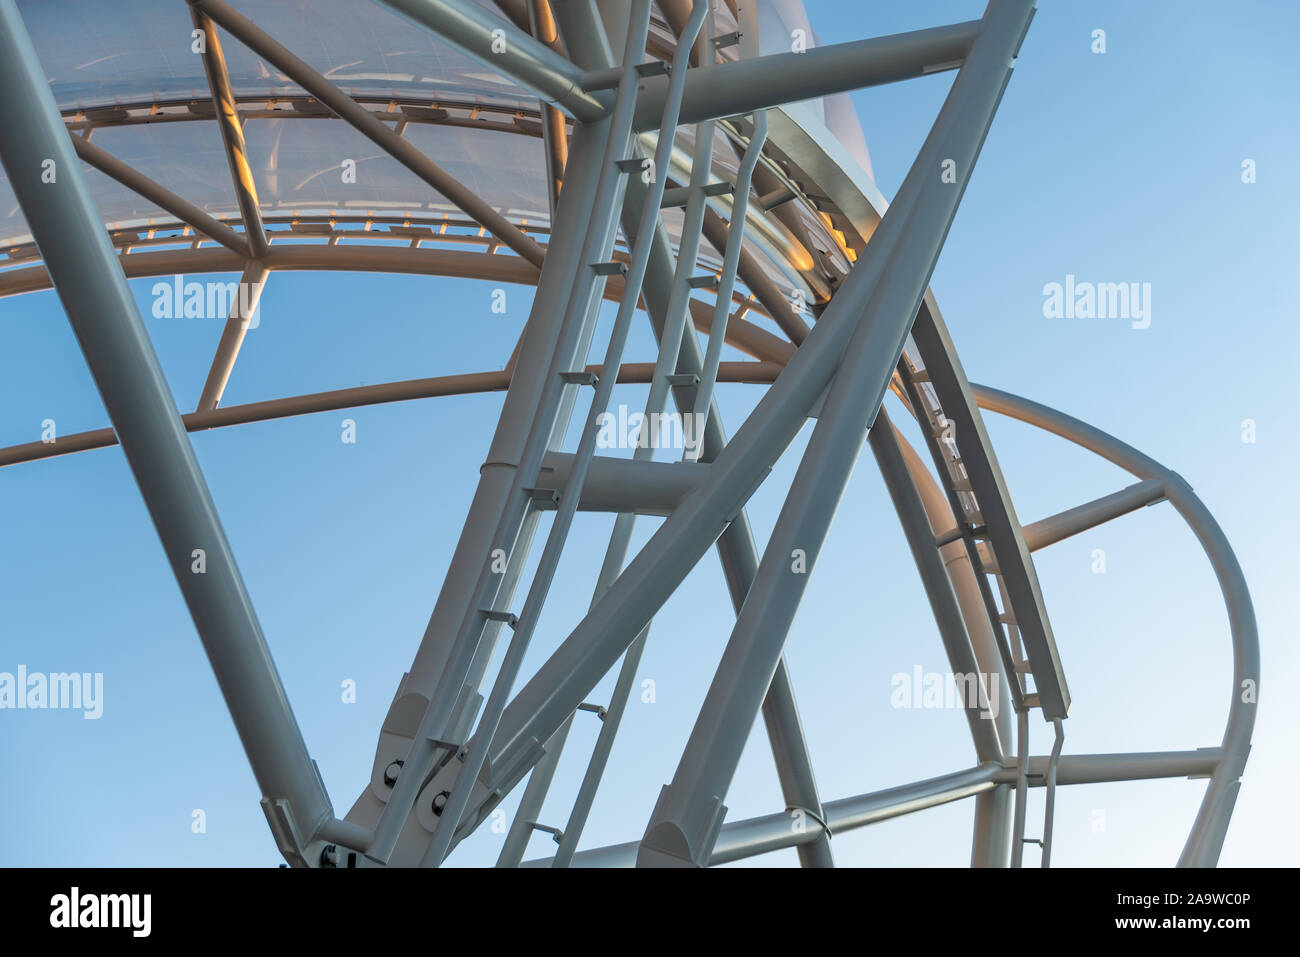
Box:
383, 759, 404, 787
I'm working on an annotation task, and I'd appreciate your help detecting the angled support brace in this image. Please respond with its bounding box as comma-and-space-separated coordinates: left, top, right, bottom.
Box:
190, 0, 547, 267
378, 0, 609, 121
190, 5, 269, 258
70, 134, 251, 257
635, 0, 1038, 867
195, 261, 270, 412
0, 0, 333, 866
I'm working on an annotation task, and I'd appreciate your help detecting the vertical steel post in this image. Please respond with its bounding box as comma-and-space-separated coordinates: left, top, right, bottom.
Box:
418, 0, 709, 868
362, 110, 624, 863
196, 260, 269, 412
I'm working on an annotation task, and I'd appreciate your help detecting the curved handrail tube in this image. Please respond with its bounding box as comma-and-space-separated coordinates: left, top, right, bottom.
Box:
971, 384, 1258, 867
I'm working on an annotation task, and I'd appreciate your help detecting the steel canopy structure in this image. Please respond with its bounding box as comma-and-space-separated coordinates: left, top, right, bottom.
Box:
0, 0, 1257, 868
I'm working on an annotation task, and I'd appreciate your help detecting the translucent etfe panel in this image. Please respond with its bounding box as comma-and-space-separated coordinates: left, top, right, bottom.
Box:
18, 0, 536, 111
240, 117, 551, 222
4, 117, 553, 251
82, 120, 241, 225
750, 0, 874, 181
0, 121, 239, 249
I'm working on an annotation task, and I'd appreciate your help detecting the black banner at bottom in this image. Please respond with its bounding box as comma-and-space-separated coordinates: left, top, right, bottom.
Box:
0, 866, 1279, 942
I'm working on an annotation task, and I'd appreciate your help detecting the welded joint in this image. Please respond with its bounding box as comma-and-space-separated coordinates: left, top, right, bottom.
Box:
522, 487, 560, 506
582, 59, 671, 91
638, 786, 727, 868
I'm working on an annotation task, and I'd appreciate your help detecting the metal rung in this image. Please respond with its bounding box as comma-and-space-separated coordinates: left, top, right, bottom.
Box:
998, 612, 1017, 625
665, 373, 700, 387
614, 157, 647, 173
482, 609, 519, 628
934, 526, 962, 547
577, 702, 608, 720
659, 187, 691, 208
759, 186, 795, 210
522, 487, 560, 506
635, 60, 670, 77
527, 822, 565, 843
713, 30, 742, 48
688, 274, 718, 289
1023, 693, 1041, 709
592, 261, 628, 276
658, 180, 733, 210
559, 370, 599, 386
912, 369, 931, 383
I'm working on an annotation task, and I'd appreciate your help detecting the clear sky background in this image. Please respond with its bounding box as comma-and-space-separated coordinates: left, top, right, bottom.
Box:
1, 0, 1296, 868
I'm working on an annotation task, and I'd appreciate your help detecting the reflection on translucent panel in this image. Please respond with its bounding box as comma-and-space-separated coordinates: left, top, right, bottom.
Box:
17, 0, 531, 110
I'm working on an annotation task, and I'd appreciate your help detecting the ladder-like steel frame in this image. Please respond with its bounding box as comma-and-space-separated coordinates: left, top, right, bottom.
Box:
0, 0, 1257, 868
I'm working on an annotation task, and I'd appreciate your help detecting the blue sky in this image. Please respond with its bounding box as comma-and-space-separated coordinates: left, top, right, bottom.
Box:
0, 0, 1296, 867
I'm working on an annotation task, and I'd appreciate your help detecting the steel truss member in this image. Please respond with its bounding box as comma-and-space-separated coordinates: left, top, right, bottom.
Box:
0, 0, 1255, 869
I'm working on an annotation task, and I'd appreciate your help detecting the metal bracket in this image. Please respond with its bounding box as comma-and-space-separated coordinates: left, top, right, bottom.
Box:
634, 60, 670, 78
577, 701, 608, 721
527, 821, 565, 844
522, 487, 560, 506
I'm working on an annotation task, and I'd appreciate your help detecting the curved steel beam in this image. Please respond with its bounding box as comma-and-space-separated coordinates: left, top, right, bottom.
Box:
0, 243, 795, 364
972, 384, 1258, 868
0, 361, 782, 469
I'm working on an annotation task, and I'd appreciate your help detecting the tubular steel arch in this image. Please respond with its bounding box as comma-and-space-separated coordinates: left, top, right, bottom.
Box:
0, 0, 1255, 868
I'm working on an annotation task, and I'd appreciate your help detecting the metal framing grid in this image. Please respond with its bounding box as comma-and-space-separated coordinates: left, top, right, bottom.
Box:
0, 0, 1257, 868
